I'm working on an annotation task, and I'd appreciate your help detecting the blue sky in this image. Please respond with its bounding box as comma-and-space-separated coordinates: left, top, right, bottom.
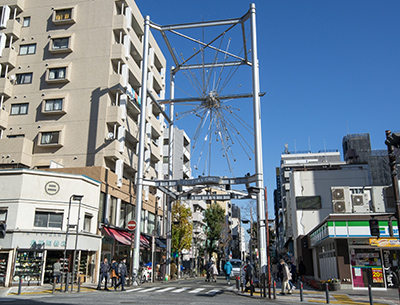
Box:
137, 1, 400, 217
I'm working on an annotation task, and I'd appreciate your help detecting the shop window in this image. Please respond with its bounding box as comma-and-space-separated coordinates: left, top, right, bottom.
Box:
83, 214, 92, 232
22, 16, 30, 27
10, 103, 28, 115
19, 43, 36, 55
0, 210, 7, 222
34, 211, 63, 229
16, 73, 32, 84
39, 131, 62, 147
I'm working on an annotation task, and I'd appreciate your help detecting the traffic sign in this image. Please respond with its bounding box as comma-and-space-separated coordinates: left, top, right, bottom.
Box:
127, 220, 137, 231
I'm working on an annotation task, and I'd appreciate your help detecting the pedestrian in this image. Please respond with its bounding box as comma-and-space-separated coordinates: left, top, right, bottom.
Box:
53, 259, 61, 284
271, 262, 279, 282
208, 258, 218, 282
279, 259, 292, 295
223, 260, 233, 285
116, 258, 128, 291
244, 260, 253, 292
97, 257, 110, 290
110, 258, 119, 291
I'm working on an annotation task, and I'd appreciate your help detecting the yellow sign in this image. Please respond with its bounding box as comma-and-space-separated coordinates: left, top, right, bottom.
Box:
369, 238, 400, 248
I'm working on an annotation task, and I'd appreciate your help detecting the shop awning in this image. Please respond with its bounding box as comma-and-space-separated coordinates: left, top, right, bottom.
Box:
103, 226, 149, 248
156, 238, 166, 248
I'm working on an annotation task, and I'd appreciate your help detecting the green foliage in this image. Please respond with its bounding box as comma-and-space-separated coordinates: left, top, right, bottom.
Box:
171, 201, 193, 253
204, 203, 225, 258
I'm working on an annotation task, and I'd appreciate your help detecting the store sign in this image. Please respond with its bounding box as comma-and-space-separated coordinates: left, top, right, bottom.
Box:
44, 181, 60, 195
369, 238, 400, 248
372, 268, 384, 283
30, 240, 65, 248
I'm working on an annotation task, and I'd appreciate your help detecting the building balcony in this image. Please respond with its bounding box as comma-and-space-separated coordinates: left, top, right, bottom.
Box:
0, 137, 32, 167
112, 14, 128, 34
121, 146, 138, 169
2, 19, 21, 40
150, 140, 162, 162
6, 0, 25, 12
0, 77, 13, 98
108, 73, 125, 93
110, 43, 127, 62
106, 105, 124, 126
193, 200, 207, 210
192, 212, 205, 225
145, 163, 157, 180
0, 107, 8, 129
0, 47, 17, 68
148, 114, 162, 138
103, 139, 120, 160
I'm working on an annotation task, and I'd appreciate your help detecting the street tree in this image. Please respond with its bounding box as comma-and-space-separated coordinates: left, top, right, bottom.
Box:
171, 200, 193, 278
204, 202, 225, 260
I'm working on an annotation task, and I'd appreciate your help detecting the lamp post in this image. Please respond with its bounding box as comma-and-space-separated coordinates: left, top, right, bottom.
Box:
71, 195, 84, 290
63, 194, 83, 292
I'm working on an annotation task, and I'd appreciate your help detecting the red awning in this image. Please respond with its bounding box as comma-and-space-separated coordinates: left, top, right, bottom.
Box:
103, 226, 149, 248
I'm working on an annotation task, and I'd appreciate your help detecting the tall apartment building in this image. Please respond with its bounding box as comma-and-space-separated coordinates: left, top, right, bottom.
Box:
0, 0, 167, 283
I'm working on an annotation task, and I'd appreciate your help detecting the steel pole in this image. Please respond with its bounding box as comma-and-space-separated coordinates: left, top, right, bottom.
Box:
386, 130, 400, 239
71, 197, 82, 291
166, 67, 175, 278
249, 3, 267, 274
63, 196, 73, 290
133, 15, 151, 276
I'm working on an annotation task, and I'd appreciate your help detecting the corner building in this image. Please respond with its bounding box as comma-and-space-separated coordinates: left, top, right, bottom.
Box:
0, 0, 167, 285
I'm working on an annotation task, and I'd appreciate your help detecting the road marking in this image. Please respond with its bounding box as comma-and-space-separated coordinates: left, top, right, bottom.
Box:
125, 287, 143, 292
188, 288, 206, 294
172, 287, 190, 293
137, 287, 160, 293
206, 289, 221, 295
154, 287, 176, 293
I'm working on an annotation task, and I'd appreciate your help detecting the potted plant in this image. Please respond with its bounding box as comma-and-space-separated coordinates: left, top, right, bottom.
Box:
328, 278, 341, 291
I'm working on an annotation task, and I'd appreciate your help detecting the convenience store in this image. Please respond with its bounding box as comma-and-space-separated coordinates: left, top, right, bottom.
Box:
307, 214, 399, 290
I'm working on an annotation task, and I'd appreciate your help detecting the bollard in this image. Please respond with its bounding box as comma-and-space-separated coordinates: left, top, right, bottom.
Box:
250, 280, 253, 296
236, 276, 239, 290
77, 276, 81, 293
60, 273, 64, 292
65, 273, 70, 292
300, 281, 303, 302
368, 285, 373, 305
52, 277, 56, 294
241, 280, 243, 292
17, 277, 22, 295
325, 283, 329, 304
273, 280, 276, 299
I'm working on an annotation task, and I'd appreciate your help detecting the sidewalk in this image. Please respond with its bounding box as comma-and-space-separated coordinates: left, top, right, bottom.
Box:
235, 280, 400, 305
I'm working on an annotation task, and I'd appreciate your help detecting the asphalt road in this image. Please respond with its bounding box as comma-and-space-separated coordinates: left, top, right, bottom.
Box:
0, 278, 270, 305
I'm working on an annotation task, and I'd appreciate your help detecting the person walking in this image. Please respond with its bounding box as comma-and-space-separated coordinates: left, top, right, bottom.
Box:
280, 259, 292, 295
110, 258, 119, 291
116, 258, 128, 291
244, 260, 253, 292
223, 260, 233, 285
97, 257, 110, 290
53, 259, 61, 284
208, 259, 218, 282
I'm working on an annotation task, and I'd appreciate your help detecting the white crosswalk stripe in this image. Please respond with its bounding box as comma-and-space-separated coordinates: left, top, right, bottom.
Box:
154, 287, 176, 293
138, 287, 160, 292
206, 289, 221, 295
126, 287, 144, 292
171, 287, 190, 293
188, 288, 206, 294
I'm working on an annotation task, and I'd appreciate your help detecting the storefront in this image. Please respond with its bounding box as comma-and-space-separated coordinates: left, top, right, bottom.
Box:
308, 215, 399, 290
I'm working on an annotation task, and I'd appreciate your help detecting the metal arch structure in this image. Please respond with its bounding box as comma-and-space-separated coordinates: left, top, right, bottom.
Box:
133, 3, 267, 278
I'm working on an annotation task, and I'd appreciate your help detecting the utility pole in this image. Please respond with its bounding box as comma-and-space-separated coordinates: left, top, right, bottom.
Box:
385, 130, 400, 239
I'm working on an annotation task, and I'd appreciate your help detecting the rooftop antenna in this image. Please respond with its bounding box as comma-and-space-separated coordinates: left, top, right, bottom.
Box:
308, 136, 311, 153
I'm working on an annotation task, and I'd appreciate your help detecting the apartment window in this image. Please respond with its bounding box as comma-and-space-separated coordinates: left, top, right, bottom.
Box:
19, 43, 36, 55
22, 17, 30, 27
16, 73, 32, 84
7, 134, 24, 138
34, 211, 63, 229
48, 68, 66, 80
55, 9, 72, 21
10, 103, 28, 115
51, 37, 69, 50
44, 98, 63, 112
83, 214, 92, 232
40, 131, 60, 145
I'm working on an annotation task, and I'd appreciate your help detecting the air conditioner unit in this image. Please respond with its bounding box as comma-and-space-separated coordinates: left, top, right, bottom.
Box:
371, 186, 386, 213
351, 188, 371, 213
331, 187, 351, 213
351, 194, 364, 206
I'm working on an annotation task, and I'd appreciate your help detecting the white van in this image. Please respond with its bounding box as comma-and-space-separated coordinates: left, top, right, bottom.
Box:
229, 259, 243, 277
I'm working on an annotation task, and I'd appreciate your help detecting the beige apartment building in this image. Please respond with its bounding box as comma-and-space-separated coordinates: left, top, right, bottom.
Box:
0, 0, 167, 282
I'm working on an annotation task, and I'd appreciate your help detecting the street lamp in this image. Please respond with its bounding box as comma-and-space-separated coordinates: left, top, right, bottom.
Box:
63, 194, 84, 292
